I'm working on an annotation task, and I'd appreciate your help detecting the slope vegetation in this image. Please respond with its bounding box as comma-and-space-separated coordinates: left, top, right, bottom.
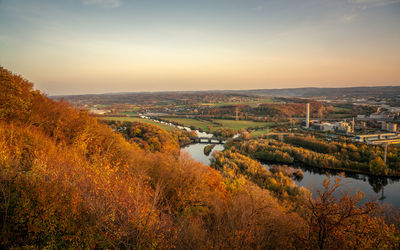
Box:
0, 67, 398, 249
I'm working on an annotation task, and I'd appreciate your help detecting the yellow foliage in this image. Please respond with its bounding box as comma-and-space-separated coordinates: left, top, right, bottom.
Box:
0, 66, 398, 249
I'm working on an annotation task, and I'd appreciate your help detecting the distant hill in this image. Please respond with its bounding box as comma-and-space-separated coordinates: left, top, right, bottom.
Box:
53, 86, 400, 103
241, 86, 400, 98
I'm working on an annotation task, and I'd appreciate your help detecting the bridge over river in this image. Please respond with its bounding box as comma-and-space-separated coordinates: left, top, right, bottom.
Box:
191, 137, 228, 144
191, 132, 303, 144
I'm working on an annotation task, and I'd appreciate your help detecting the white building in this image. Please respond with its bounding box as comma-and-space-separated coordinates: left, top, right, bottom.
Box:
354, 133, 398, 143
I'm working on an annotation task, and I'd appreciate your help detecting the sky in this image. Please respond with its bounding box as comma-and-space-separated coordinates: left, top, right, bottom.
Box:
0, 0, 399, 95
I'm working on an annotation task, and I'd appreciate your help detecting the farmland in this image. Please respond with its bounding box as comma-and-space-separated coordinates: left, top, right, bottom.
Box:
163, 117, 273, 132
249, 128, 272, 138
213, 119, 271, 129
102, 116, 175, 131
163, 117, 215, 131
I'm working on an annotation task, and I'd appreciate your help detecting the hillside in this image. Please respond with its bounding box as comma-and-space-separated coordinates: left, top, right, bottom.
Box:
244, 86, 400, 98
0, 66, 398, 249
53, 86, 400, 104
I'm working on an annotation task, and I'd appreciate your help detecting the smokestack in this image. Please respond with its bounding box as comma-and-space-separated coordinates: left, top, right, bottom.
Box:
306, 103, 310, 129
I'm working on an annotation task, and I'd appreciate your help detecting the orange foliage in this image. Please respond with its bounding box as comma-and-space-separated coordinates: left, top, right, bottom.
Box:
297, 177, 398, 249
0, 66, 399, 249
128, 122, 180, 154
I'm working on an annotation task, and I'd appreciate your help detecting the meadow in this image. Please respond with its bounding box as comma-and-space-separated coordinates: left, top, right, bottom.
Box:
103, 115, 284, 139
163, 117, 216, 131
102, 116, 175, 131
249, 128, 272, 138
200, 98, 274, 107
213, 119, 271, 129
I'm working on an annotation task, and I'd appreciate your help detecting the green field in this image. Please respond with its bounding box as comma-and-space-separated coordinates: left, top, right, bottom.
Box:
117, 111, 138, 116
213, 119, 270, 130
101, 117, 175, 131
328, 113, 353, 118
163, 117, 216, 131
103, 115, 280, 135
333, 106, 352, 113
200, 98, 274, 107
249, 128, 271, 138
164, 117, 273, 132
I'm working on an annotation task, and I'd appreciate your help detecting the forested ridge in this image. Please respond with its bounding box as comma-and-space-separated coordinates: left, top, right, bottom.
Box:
0, 66, 399, 249
230, 135, 400, 176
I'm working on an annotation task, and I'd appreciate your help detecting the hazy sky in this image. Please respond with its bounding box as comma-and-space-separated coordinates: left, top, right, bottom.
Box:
1, 0, 399, 95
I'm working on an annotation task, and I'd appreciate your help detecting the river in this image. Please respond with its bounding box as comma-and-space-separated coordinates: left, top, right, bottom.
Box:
141, 115, 400, 207
278, 163, 400, 206
182, 139, 400, 207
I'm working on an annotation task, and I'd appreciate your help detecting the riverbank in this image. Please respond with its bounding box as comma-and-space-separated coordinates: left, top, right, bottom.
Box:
256, 158, 400, 178
182, 141, 400, 207
229, 138, 400, 178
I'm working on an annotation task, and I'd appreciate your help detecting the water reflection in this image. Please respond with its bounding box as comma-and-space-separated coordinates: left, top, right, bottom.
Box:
176, 121, 400, 207
182, 144, 224, 165
183, 142, 400, 207
264, 162, 400, 206
293, 174, 303, 182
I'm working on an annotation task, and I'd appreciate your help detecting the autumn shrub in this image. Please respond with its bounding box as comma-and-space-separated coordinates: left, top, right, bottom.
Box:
1, 66, 399, 249
297, 177, 399, 249
211, 150, 305, 202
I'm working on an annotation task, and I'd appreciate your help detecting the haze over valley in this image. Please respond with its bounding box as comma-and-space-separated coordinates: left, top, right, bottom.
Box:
1, 0, 400, 248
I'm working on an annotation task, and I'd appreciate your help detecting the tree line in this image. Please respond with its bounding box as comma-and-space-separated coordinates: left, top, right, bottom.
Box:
230, 135, 400, 176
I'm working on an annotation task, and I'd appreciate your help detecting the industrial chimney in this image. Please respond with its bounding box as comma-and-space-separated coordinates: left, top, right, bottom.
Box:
306, 103, 310, 129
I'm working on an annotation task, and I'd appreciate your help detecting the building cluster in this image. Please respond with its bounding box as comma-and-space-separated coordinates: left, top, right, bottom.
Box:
302, 102, 400, 135
357, 112, 399, 133
354, 133, 400, 145
381, 122, 398, 133
302, 103, 355, 134
357, 112, 400, 123
310, 120, 354, 134
310, 119, 399, 134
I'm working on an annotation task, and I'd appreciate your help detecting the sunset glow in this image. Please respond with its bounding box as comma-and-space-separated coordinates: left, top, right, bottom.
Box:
1, 0, 399, 94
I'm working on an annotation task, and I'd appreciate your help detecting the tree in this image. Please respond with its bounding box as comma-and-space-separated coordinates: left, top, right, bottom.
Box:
214, 127, 235, 138
0, 67, 34, 122
239, 131, 250, 140
299, 177, 397, 249
369, 157, 388, 175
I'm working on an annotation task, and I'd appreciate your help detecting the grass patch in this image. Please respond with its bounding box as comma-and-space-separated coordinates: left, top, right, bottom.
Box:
249, 128, 271, 138
163, 117, 216, 131
212, 119, 270, 130
200, 98, 274, 108
117, 111, 138, 116
101, 117, 174, 131
163, 117, 274, 132
333, 106, 352, 113
328, 113, 353, 118
103, 116, 277, 135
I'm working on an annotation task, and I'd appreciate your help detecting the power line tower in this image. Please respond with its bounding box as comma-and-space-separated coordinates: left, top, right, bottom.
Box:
384, 142, 388, 165
235, 106, 239, 121
290, 118, 294, 131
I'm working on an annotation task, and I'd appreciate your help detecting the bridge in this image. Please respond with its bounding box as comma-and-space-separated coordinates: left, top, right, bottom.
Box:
190, 133, 299, 144
191, 137, 228, 144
